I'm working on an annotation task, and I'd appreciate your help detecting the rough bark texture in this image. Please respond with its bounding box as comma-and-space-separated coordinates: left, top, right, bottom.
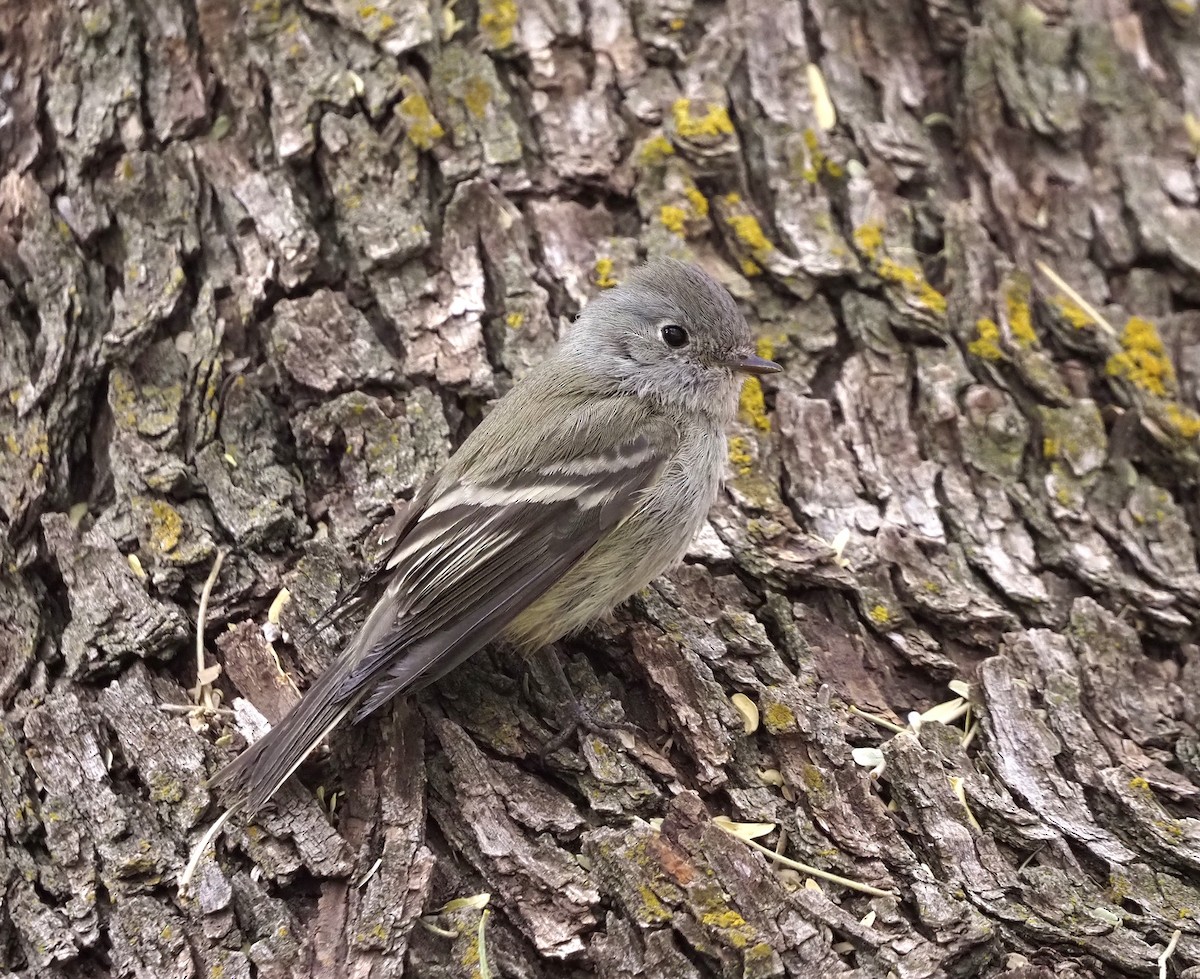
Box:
3, 0, 1200, 976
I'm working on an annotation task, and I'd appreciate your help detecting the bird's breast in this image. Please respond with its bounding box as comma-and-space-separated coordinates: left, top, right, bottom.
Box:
504, 423, 727, 650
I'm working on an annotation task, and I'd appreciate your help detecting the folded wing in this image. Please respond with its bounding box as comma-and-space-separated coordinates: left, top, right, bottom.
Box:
210, 406, 674, 814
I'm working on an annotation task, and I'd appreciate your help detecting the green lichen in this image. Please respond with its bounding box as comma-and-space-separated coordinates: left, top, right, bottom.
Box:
800, 764, 826, 794
149, 773, 184, 804
462, 77, 492, 118
110, 370, 139, 427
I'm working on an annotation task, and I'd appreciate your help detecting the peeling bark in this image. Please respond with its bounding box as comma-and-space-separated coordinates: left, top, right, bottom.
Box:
3, 0, 1200, 976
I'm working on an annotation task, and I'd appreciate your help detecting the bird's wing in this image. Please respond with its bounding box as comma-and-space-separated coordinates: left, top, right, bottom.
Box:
210, 399, 676, 814
341, 421, 674, 717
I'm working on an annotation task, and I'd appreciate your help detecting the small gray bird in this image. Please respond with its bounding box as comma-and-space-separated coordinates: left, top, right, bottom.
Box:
210, 259, 780, 814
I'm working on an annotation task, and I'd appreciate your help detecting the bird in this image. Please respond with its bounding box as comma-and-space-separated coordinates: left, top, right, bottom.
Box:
208, 258, 781, 815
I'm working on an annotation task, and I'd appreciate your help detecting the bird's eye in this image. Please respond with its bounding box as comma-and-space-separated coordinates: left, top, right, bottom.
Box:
660, 323, 689, 348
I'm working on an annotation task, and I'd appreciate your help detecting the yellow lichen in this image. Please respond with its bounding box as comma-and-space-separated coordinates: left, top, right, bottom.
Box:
660, 204, 688, 235
740, 258, 761, 277
148, 500, 182, 553
755, 336, 775, 361
684, 186, 709, 218
1165, 403, 1200, 439
1005, 278, 1037, 347
876, 258, 947, 314
1043, 437, 1060, 458
703, 909, 749, 930
853, 221, 948, 312
867, 603, 891, 625
796, 129, 843, 183
672, 98, 734, 140
746, 942, 775, 964
728, 435, 753, 476
698, 901, 757, 949
968, 318, 1004, 361
800, 764, 825, 793
852, 223, 884, 260
727, 213, 772, 255
505, 311, 523, 329
594, 257, 618, 289
396, 93, 444, 150
762, 702, 795, 733
739, 377, 770, 432
1050, 294, 1093, 330
461, 931, 480, 970
1106, 317, 1176, 396
668, 16, 685, 29
637, 884, 671, 923
478, 0, 518, 47
638, 133, 675, 166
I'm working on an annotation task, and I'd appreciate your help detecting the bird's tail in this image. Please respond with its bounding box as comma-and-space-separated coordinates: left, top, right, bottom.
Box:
206, 655, 362, 817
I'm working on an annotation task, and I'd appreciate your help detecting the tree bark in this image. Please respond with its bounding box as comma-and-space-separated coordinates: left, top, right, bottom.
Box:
2, 0, 1200, 976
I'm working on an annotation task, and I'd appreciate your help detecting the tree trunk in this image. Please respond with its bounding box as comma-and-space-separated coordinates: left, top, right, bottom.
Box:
3, 0, 1200, 976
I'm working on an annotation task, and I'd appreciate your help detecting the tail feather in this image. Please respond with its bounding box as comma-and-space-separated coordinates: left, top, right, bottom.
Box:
208, 661, 361, 816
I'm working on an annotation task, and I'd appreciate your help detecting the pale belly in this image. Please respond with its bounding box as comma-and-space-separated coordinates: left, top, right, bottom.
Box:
507, 426, 726, 649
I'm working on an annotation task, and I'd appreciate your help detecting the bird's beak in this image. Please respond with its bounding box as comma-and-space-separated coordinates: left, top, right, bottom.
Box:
731, 353, 782, 376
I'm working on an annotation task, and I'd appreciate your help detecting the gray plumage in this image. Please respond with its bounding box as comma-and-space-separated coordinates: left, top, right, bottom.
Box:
209, 259, 780, 815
